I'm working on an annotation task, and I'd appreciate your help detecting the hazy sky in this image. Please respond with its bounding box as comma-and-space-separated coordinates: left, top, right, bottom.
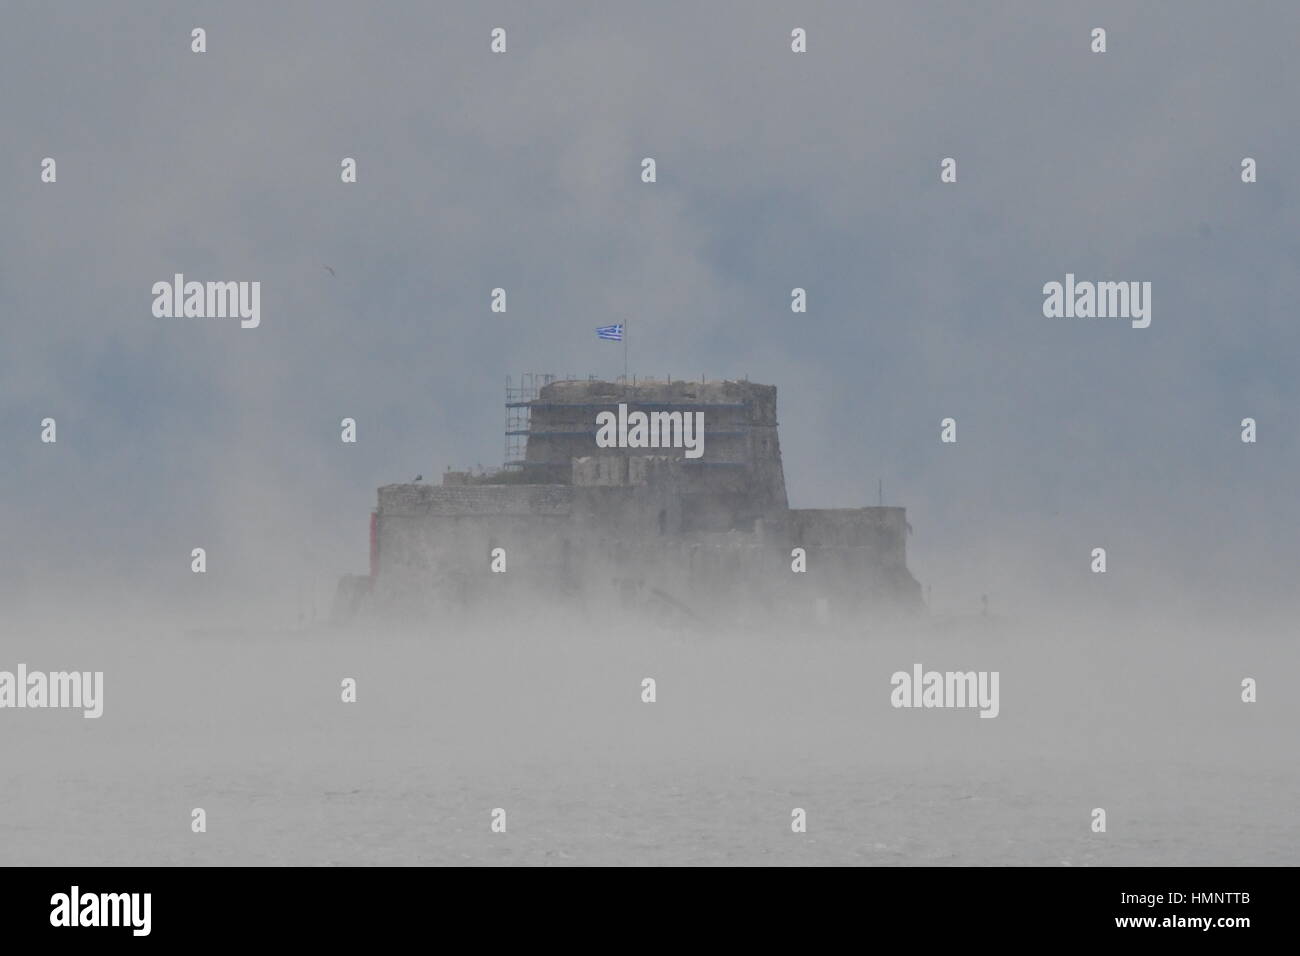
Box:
2, 1, 1297, 622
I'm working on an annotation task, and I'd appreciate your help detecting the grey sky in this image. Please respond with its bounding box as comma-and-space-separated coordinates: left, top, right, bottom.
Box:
2, 1, 1297, 622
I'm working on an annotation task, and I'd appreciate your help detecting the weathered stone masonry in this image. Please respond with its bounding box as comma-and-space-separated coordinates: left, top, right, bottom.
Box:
350, 379, 921, 623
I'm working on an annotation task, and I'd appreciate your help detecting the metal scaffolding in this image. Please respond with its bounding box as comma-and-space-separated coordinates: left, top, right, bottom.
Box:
503, 373, 557, 469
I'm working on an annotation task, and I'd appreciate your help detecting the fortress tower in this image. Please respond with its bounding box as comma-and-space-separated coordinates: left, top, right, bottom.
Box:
338, 377, 921, 624
520, 378, 787, 528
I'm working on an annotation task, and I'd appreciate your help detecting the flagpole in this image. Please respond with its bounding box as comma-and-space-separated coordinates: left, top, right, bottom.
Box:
623, 318, 628, 384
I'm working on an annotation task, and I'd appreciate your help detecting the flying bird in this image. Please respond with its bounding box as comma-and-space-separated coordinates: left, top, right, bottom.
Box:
323, 265, 336, 277
413, 474, 423, 482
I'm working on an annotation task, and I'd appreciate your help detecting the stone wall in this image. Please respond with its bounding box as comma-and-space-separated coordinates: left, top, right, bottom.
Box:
788, 507, 908, 560
378, 482, 573, 517
358, 381, 921, 623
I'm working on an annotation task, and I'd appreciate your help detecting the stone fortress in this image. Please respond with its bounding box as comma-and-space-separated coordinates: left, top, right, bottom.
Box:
337, 376, 922, 625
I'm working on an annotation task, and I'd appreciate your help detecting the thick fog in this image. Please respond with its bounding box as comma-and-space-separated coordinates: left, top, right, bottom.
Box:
1, 1, 1297, 865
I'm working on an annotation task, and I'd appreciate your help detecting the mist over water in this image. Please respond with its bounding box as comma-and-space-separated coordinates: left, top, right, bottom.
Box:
3, 1, 1299, 869
3, 588, 1295, 866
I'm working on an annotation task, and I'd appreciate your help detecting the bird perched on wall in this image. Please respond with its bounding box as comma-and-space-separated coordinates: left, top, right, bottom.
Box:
413, 474, 423, 482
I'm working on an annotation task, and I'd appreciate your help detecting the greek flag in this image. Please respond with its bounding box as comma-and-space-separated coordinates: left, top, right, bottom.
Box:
596, 324, 624, 341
